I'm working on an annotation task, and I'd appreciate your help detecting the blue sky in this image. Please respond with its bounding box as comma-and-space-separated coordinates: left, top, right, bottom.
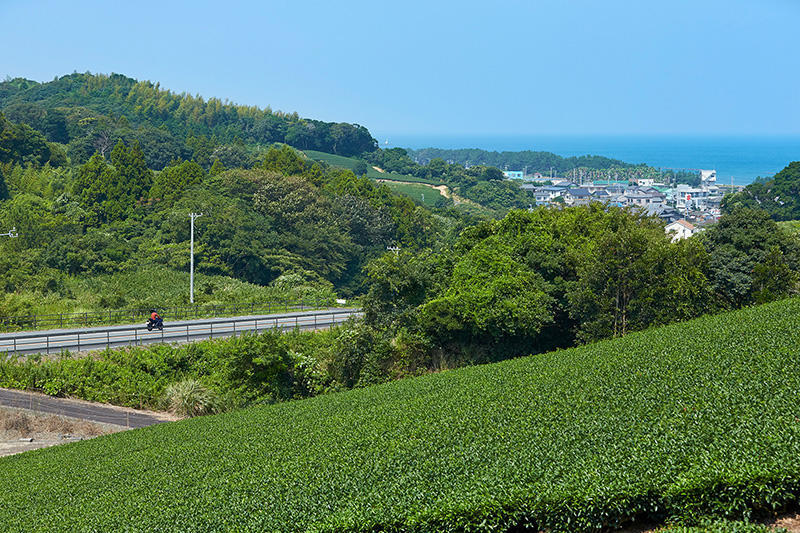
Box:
2, 0, 798, 136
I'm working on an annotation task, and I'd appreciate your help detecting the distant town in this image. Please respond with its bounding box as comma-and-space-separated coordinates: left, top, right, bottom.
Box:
503, 168, 742, 241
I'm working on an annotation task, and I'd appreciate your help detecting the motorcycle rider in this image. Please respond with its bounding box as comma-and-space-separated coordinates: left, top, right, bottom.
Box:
148, 309, 163, 329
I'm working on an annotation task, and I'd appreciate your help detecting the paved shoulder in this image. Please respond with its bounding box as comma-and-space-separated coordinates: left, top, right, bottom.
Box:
0, 388, 170, 429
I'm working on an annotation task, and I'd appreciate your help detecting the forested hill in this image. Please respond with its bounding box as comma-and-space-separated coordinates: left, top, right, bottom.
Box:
407, 147, 636, 173
722, 161, 800, 220
0, 73, 377, 166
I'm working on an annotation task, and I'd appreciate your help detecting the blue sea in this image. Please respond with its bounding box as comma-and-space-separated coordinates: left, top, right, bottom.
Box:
378, 134, 800, 186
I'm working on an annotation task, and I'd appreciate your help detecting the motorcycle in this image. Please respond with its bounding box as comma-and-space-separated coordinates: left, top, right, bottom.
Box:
147, 316, 164, 331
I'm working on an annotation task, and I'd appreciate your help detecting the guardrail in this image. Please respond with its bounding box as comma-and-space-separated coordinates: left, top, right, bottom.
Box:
0, 309, 361, 356
0, 300, 331, 332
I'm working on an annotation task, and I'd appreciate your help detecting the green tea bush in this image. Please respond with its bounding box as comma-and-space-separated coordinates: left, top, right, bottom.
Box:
5, 299, 800, 531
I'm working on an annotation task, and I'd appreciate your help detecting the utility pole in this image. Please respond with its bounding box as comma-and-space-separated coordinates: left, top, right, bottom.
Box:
189, 213, 202, 304
387, 245, 400, 256
0, 227, 18, 238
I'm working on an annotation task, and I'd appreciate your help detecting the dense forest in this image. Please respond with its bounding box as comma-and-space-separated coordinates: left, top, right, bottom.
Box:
408, 146, 635, 172
0, 73, 377, 167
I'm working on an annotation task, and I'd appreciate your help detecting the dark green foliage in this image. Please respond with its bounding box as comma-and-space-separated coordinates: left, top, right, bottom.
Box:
0, 114, 51, 166
0, 165, 8, 200
0, 329, 334, 409
409, 146, 634, 173
700, 207, 800, 307
0, 73, 378, 158
362, 148, 535, 212
3, 300, 800, 530
150, 160, 205, 205
71, 141, 152, 224
352, 159, 368, 176
261, 143, 307, 175
723, 162, 800, 220
365, 205, 714, 363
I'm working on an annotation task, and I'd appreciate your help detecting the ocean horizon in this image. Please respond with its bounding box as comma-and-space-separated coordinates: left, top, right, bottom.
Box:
376, 134, 800, 186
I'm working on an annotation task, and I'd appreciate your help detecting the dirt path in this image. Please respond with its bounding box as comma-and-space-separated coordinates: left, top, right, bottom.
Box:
0, 406, 126, 457
374, 179, 477, 206
0, 388, 175, 429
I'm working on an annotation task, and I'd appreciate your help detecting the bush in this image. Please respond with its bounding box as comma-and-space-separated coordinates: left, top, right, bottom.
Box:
162, 379, 217, 417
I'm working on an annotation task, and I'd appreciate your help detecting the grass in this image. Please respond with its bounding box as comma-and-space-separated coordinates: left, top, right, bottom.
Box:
3, 298, 800, 531
379, 181, 447, 207
1, 265, 337, 329
303, 149, 445, 184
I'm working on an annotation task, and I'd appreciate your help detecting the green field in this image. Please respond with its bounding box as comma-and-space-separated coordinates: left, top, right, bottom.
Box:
379, 180, 447, 207
303, 150, 445, 184
3, 298, 800, 531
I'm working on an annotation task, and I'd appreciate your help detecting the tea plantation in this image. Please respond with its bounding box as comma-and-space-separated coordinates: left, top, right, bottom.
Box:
2, 298, 800, 531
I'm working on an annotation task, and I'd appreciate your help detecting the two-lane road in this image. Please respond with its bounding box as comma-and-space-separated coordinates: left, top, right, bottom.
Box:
1, 308, 361, 356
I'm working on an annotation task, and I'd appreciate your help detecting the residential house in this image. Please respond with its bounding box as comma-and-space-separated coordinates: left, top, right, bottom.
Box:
665, 219, 699, 241
644, 203, 682, 223
564, 187, 593, 206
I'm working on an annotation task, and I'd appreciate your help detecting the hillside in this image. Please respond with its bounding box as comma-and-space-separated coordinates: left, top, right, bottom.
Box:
0, 73, 377, 159
723, 161, 800, 220
2, 298, 800, 531
409, 146, 636, 172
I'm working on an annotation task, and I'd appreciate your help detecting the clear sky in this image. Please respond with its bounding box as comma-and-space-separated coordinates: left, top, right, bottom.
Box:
2, 0, 798, 136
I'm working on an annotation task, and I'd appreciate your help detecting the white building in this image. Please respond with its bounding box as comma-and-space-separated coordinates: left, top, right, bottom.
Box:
503, 170, 524, 179
665, 219, 698, 241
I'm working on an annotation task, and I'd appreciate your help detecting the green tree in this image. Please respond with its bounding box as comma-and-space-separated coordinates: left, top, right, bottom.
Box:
722, 162, 800, 220
701, 207, 800, 307
262, 144, 306, 175
106, 140, 153, 220
0, 166, 9, 201
72, 154, 114, 225
352, 160, 368, 176
209, 159, 226, 175
150, 160, 205, 205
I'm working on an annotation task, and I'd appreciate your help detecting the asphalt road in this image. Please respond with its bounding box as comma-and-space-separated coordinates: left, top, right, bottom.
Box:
0, 388, 165, 428
0, 308, 360, 356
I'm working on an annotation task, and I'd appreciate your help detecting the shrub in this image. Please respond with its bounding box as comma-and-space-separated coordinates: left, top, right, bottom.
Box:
162, 379, 217, 417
